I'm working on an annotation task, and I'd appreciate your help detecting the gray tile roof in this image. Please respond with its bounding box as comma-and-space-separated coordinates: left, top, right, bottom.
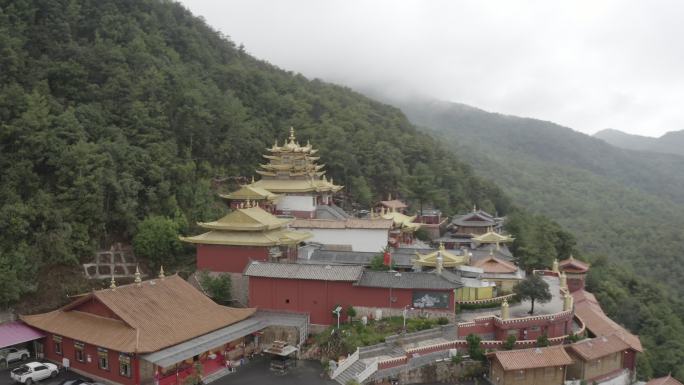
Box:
355, 270, 463, 290
303, 249, 415, 268
244, 261, 363, 281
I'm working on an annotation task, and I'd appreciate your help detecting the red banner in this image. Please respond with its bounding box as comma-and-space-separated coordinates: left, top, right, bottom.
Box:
383, 251, 391, 266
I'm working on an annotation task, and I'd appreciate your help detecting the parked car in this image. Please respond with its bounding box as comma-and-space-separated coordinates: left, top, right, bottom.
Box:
0, 348, 30, 365
10, 362, 59, 384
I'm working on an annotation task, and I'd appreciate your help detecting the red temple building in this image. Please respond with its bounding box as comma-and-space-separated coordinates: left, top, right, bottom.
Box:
180, 204, 311, 273
20, 273, 258, 385
244, 262, 462, 325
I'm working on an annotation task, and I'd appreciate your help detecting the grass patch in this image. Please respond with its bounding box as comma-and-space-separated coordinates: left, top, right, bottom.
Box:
316, 316, 446, 358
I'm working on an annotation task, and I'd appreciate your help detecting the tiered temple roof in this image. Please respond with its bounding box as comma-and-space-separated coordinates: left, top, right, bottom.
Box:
450, 207, 503, 229
413, 243, 469, 267
180, 205, 312, 246
559, 255, 590, 273
251, 127, 342, 193
471, 228, 515, 244
219, 182, 281, 202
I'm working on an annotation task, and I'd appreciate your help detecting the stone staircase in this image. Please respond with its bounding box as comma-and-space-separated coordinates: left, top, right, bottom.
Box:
315, 204, 350, 220
334, 360, 367, 385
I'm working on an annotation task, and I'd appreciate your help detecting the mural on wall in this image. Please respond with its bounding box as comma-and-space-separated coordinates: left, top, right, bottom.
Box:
412, 291, 450, 309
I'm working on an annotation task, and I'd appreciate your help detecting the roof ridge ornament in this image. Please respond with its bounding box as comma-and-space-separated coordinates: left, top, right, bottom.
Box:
134, 265, 142, 286
110, 274, 117, 290
288, 126, 296, 142
159, 265, 165, 279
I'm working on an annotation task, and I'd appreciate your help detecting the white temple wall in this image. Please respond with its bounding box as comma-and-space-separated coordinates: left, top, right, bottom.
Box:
301, 228, 389, 253
277, 195, 316, 212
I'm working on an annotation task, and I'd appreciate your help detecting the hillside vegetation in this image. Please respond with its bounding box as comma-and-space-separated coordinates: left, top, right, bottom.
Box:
390, 97, 684, 379
0, 0, 529, 305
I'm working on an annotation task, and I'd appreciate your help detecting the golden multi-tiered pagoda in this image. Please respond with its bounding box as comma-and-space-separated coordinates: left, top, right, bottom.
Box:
181, 202, 312, 273
252, 127, 342, 194
239, 127, 343, 218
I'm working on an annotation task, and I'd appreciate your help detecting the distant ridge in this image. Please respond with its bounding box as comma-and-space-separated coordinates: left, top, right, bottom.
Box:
594, 128, 684, 156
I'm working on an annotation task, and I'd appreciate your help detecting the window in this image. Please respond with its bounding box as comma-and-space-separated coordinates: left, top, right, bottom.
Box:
119, 354, 131, 378
53, 335, 62, 355
98, 348, 109, 370
514, 369, 525, 380
74, 342, 85, 362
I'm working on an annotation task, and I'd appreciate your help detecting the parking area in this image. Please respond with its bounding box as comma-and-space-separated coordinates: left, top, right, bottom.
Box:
211, 357, 336, 385
0, 365, 81, 385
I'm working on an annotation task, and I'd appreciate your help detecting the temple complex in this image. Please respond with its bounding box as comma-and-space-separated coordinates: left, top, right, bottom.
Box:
180, 204, 311, 273
250, 127, 342, 219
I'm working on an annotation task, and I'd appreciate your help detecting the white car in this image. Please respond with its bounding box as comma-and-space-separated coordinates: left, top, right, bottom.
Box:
10, 362, 59, 384
0, 348, 30, 365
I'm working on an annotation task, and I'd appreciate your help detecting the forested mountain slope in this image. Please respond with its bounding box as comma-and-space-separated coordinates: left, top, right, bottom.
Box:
388, 97, 684, 379
595, 128, 684, 156
395, 98, 684, 290
0, 0, 517, 304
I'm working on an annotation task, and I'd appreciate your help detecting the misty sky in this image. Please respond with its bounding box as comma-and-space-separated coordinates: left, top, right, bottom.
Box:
179, 0, 683, 137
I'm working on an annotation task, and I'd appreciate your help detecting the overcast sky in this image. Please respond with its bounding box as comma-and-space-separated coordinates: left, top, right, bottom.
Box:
179, 0, 683, 137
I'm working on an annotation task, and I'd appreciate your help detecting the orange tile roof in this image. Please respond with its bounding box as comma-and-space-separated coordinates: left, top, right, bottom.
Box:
21, 275, 255, 353
559, 256, 589, 272
572, 290, 643, 352
646, 375, 684, 385
567, 334, 630, 361
472, 255, 518, 274
491, 345, 572, 370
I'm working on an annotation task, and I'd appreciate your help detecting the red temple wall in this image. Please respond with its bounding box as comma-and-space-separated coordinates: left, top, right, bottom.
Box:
43, 333, 137, 385
248, 277, 454, 325
196, 245, 269, 273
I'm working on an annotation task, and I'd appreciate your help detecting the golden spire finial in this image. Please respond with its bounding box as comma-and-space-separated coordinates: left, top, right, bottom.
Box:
439, 242, 445, 251
159, 266, 165, 279
473, 204, 477, 212
251, 175, 255, 184
110, 274, 117, 290
273, 138, 278, 148
288, 127, 296, 142
134, 265, 142, 285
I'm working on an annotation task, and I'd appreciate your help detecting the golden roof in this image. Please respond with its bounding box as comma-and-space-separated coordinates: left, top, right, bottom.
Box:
267, 127, 317, 154
220, 184, 281, 202
252, 177, 343, 193
472, 229, 514, 244
379, 208, 421, 232
197, 206, 291, 231
180, 228, 311, 246
414, 243, 468, 267
21, 275, 255, 353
